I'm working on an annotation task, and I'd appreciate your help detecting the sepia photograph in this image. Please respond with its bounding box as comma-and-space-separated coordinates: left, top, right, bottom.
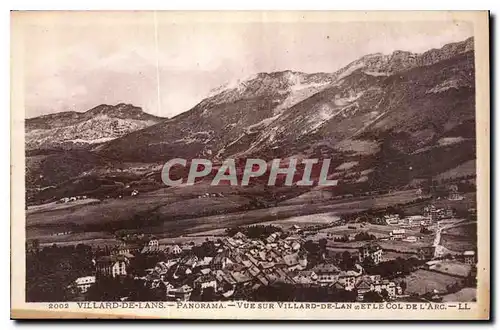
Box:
10, 10, 490, 320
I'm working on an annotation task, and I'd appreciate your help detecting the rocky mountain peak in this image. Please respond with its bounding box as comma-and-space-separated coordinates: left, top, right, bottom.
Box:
25, 103, 164, 150
336, 37, 474, 78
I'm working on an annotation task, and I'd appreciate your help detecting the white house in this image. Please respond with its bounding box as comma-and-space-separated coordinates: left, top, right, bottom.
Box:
96, 255, 129, 278
403, 236, 418, 243
148, 239, 159, 247
169, 244, 182, 255
390, 229, 406, 240
464, 251, 476, 265
74, 276, 96, 293
359, 243, 383, 264
384, 214, 400, 225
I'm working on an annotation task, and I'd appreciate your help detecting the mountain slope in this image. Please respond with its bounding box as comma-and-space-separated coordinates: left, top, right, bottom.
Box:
26, 103, 164, 150
98, 38, 475, 163
27, 37, 476, 203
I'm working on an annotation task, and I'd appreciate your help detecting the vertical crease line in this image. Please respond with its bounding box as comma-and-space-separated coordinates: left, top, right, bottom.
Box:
154, 11, 161, 116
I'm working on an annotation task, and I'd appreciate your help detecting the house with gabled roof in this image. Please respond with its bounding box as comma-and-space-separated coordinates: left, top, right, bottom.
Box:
211, 251, 233, 270
330, 280, 346, 291
96, 254, 129, 278
358, 242, 383, 264
194, 274, 217, 292
233, 231, 247, 240
355, 276, 374, 300
312, 264, 341, 284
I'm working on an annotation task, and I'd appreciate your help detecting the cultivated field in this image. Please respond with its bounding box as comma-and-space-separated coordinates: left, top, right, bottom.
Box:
435, 160, 476, 181
429, 261, 472, 278
324, 235, 433, 255
318, 223, 423, 238
26, 187, 436, 246
402, 270, 463, 295
440, 222, 477, 252
255, 212, 340, 229
442, 288, 477, 302
26, 198, 101, 214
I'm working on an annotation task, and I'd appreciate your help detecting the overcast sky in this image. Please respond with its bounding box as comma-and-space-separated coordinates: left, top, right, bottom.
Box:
21, 12, 473, 119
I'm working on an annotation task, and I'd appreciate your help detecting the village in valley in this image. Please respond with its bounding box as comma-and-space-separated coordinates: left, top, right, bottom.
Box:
26, 182, 477, 304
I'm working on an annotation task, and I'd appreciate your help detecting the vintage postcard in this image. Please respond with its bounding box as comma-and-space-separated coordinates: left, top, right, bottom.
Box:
11, 11, 490, 320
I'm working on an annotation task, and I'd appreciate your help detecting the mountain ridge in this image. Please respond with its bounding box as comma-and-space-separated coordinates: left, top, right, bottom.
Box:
25, 103, 165, 150
26, 37, 476, 203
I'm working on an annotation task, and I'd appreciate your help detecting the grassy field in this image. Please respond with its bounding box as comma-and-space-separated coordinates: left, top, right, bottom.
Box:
379, 238, 434, 252
255, 212, 340, 229
26, 187, 435, 246
33, 231, 118, 246
442, 288, 477, 302
440, 222, 477, 252
440, 235, 476, 252
433, 193, 477, 213
403, 270, 463, 295
435, 160, 476, 181
429, 261, 472, 277
26, 198, 101, 214
39, 237, 120, 247
319, 223, 423, 238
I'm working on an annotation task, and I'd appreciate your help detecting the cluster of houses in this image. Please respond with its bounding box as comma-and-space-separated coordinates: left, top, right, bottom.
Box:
78, 231, 405, 302
423, 204, 455, 222
57, 195, 88, 204
383, 204, 455, 228
388, 229, 419, 243
198, 192, 224, 199
69, 196, 473, 302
